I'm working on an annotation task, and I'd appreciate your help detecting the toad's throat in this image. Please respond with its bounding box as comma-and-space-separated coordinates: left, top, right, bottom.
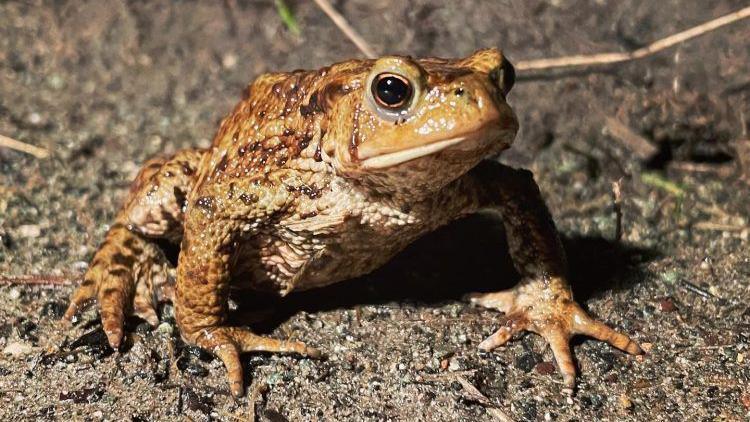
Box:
359, 135, 468, 169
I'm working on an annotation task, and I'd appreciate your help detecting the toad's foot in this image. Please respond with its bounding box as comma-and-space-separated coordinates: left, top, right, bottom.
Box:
469, 279, 642, 392
191, 326, 322, 397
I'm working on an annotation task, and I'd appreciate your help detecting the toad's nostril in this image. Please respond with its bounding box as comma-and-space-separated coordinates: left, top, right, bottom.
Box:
490, 57, 515, 97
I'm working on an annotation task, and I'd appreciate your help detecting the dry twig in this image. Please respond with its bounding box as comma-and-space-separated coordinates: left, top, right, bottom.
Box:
516, 6, 750, 71
0, 133, 49, 159
247, 382, 268, 422
308, 2, 748, 76
311, 0, 376, 59
604, 117, 658, 160
0, 274, 76, 286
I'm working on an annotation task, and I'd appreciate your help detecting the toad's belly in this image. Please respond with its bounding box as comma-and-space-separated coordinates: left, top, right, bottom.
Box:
236, 224, 427, 295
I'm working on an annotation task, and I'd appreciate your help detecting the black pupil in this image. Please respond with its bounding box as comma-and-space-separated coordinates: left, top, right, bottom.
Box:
375, 75, 410, 107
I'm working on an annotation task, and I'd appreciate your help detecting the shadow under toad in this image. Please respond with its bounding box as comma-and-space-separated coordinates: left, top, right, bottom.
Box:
229, 213, 657, 334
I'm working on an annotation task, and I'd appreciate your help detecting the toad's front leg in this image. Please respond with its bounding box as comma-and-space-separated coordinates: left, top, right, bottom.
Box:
176, 202, 320, 398
461, 161, 641, 392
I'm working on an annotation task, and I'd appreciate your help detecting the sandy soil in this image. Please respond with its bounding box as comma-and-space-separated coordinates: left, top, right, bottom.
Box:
1, 0, 749, 420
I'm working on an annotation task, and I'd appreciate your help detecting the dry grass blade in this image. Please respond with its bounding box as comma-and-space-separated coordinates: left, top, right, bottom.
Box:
0, 133, 49, 159
454, 375, 514, 422
693, 221, 747, 232
312, 0, 376, 59
641, 172, 686, 197
669, 161, 735, 176
612, 178, 623, 242
736, 140, 750, 184
516, 6, 750, 71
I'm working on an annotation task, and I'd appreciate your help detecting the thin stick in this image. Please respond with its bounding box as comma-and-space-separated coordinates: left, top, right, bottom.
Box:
679, 279, 716, 299
516, 6, 750, 71
311, 0, 376, 59
0, 133, 49, 159
0, 274, 76, 286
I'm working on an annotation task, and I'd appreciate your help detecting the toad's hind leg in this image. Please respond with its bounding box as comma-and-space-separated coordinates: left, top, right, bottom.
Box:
64, 148, 205, 348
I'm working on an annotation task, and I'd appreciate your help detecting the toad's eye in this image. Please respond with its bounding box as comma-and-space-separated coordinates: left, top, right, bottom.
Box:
371, 73, 413, 110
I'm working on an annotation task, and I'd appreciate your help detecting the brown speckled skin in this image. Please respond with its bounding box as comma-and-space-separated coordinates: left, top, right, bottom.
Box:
65, 49, 641, 397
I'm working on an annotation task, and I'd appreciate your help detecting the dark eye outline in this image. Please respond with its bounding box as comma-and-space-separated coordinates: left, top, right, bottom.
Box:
370, 73, 413, 110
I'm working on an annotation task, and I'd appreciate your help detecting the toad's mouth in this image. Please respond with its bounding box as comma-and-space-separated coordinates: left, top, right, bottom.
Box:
359, 123, 504, 170
359, 135, 468, 169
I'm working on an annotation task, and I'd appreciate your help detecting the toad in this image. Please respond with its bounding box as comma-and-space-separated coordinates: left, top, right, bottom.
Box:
64, 49, 641, 397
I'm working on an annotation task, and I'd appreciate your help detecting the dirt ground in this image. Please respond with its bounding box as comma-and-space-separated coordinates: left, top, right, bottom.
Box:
1, 0, 749, 421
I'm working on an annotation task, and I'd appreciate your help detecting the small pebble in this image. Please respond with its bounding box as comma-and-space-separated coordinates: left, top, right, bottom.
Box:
660, 271, 679, 284
535, 361, 556, 375
47, 74, 64, 90
138, 54, 153, 66
3, 342, 33, 356
157, 322, 173, 335
17, 224, 41, 239
658, 297, 677, 312
8, 289, 21, 300
27, 112, 42, 125
448, 358, 464, 372
222, 53, 238, 69
741, 393, 750, 410
71, 261, 89, 272
619, 394, 633, 410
